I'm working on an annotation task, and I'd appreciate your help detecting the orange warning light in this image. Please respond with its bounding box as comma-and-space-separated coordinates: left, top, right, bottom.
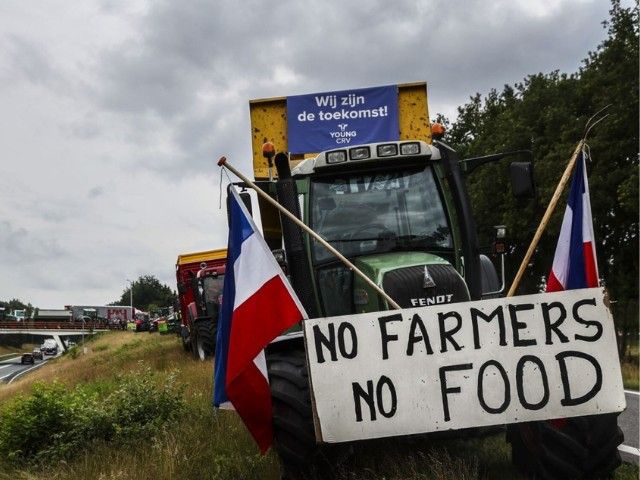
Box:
431, 123, 446, 139
262, 141, 275, 159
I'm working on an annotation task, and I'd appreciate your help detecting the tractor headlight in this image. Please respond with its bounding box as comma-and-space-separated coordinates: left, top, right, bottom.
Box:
326, 150, 347, 164
349, 146, 370, 160
377, 144, 398, 157
400, 142, 420, 155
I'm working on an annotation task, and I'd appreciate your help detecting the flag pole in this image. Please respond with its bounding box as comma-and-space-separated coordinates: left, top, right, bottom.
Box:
217, 156, 402, 310
506, 140, 584, 297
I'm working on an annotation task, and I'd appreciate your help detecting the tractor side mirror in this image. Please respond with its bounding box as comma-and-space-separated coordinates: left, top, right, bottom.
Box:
226, 185, 254, 227
509, 161, 535, 198
239, 190, 253, 215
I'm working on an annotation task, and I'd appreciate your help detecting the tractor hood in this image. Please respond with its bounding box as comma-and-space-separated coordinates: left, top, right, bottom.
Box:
353, 252, 470, 312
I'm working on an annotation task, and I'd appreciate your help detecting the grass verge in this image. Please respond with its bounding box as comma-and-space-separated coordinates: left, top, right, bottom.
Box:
0, 343, 40, 358
0, 331, 636, 479
621, 340, 639, 390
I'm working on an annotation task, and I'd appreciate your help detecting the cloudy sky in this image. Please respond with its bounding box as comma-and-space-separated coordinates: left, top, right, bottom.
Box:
0, 0, 618, 308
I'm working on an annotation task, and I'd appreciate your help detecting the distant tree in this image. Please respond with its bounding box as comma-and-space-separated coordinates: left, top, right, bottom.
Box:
0, 299, 35, 318
113, 275, 177, 313
443, 1, 638, 349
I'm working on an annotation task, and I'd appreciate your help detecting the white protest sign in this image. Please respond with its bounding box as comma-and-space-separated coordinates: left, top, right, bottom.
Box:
303, 288, 625, 443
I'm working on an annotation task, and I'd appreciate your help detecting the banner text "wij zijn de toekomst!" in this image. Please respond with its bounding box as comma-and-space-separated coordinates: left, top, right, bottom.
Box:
286, 85, 399, 154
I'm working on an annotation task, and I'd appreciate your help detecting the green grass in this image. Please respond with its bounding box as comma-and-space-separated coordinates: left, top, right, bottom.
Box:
621, 339, 639, 390
0, 331, 637, 480
0, 343, 39, 358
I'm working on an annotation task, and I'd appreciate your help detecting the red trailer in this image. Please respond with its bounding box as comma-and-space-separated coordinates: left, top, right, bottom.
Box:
175, 248, 226, 360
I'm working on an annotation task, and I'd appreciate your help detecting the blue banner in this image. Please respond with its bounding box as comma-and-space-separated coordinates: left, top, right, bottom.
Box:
286, 85, 399, 154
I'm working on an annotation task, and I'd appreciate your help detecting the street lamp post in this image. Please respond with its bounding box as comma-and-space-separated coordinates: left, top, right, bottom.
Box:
126, 279, 133, 308
126, 279, 134, 325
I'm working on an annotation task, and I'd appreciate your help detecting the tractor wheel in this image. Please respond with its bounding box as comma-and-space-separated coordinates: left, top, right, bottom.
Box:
268, 349, 345, 480
194, 319, 214, 361
507, 413, 623, 479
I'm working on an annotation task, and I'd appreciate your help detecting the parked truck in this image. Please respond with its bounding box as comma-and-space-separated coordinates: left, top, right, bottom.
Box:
220, 82, 623, 479
175, 248, 226, 360
67, 305, 133, 326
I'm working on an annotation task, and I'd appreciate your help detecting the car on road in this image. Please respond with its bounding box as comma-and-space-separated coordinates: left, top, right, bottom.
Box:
21, 353, 35, 365
32, 349, 43, 360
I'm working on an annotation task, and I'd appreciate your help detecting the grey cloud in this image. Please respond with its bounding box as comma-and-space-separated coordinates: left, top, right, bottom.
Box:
0, 220, 67, 267
68, 115, 103, 140
87, 0, 610, 183
3, 34, 57, 85
88, 185, 105, 198
93, 0, 611, 121
0, 0, 617, 309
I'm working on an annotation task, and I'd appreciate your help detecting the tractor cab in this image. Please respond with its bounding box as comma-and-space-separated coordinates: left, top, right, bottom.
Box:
273, 140, 530, 319
184, 264, 226, 360
194, 265, 225, 318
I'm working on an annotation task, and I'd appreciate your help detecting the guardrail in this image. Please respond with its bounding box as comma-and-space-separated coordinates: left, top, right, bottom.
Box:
0, 321, 122, 331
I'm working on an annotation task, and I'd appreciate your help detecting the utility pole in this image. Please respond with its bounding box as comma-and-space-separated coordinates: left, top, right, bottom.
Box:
126, 279, 134, 315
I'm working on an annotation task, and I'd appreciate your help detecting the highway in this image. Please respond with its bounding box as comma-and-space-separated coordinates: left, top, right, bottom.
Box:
619, 390, 639, 465
0, 352, 57, 384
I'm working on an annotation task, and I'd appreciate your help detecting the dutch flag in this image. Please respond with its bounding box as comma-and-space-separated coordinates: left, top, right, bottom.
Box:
546, 150, 599, 292
213, 188, 307, 452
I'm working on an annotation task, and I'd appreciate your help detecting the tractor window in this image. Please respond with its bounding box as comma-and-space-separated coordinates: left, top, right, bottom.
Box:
317, 264, 353, 317
310, 167, 452, 263
199, 275, 224, 319
202, 276, 224, 305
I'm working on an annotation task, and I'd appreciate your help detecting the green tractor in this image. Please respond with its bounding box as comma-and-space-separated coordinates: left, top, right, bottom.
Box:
232, 138, 622, 480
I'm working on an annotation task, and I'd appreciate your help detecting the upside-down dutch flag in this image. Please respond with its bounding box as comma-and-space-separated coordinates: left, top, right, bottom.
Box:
213, 188, 307, 453
546, 150, 599, 292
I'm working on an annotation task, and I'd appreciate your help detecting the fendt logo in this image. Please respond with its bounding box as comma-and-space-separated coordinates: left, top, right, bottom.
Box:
410, 294, 454, 307
329, 123, 357, 144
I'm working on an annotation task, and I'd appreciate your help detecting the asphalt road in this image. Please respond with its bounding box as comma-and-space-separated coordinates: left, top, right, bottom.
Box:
619, 390, 639, 465
0, 353, 55, 384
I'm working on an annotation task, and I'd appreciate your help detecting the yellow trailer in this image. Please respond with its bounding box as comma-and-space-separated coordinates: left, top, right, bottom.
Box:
248, 82, 434, 247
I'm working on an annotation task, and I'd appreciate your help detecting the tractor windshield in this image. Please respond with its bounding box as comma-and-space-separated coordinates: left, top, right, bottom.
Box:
198, 275, 224, 319
201, 276, 224, 305
310, 167, 451, 263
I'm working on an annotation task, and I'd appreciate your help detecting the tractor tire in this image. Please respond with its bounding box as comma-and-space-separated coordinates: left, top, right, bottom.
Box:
194, 319, 214, 361
507, 413, 623, 479
268, 349, 345, 480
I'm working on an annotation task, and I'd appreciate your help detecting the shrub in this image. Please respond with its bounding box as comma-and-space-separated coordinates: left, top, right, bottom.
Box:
0, 382, 75, 463
0, 366, 185, 467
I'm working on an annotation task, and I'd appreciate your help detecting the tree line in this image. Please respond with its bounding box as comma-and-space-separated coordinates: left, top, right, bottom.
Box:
110, 275, 177, 315
1, 275, 177, 319
439, 0, 638, 353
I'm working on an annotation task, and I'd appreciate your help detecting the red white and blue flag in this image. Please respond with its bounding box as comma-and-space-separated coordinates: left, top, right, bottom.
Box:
214, 188, 307, 452
546, 150, 599, 292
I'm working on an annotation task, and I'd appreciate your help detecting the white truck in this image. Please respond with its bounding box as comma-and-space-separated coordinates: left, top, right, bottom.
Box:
42, 339, 58, 356
68, 305, 133, 326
